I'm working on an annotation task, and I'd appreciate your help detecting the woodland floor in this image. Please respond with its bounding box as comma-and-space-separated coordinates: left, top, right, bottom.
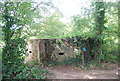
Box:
43, 64, 119, 79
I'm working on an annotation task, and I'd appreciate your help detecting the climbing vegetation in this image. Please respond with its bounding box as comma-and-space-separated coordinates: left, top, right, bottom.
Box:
0, 0, 118, 79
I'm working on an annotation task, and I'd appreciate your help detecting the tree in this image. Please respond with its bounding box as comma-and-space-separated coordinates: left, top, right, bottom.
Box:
94, 2, 105, 62
28, 11, 65, 39
1, 2, 34, 77
70, 1, 118, 62
1, 1, 57, 79
38, 12, 65, 38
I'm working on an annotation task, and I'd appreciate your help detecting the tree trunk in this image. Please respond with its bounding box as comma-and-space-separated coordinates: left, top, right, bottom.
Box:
95, 2, 105, 62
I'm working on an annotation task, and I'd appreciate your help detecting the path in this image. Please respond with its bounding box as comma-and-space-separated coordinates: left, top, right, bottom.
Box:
47, 65, 119, 79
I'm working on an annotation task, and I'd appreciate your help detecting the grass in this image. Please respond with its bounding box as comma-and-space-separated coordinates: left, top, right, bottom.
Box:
42, 57, 82, 67
42, 57, 118, 71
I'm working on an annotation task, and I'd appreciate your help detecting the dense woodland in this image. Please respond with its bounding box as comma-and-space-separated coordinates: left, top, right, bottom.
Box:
0, 0, 119, 79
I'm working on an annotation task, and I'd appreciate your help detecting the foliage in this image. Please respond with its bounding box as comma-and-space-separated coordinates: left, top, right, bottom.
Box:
63, 57, 82, 66
2, 63, 49, 79
1, 2, 50, 79
27, 1, 118, 64
44, 56, 82, 67
29, 11, 66, 39
0, 1, 119, 79
69, 2, 118, 63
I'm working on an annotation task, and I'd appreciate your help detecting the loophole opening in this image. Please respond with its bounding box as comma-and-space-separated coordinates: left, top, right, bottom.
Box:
58, 52, 64, 55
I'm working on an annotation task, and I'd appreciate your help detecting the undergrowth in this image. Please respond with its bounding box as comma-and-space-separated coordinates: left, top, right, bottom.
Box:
42, 57, 118, 71
2, 62, 50, 79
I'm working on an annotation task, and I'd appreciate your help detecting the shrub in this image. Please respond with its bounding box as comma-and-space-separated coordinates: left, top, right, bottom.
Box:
2, 62, 49, 79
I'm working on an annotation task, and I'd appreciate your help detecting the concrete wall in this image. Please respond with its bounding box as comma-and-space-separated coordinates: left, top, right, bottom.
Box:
25, 39, 39, 63
26, 38, 80, 63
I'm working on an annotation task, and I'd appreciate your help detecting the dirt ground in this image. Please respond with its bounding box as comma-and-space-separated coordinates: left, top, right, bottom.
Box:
46, 64, 119, 79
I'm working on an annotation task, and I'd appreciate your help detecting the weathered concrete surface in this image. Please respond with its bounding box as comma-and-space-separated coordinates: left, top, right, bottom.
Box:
26, 38, 81, 63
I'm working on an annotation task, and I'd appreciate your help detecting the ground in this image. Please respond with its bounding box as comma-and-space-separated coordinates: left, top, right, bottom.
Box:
44, 64, 119, 79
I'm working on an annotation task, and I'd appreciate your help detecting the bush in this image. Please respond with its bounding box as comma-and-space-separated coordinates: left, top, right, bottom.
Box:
2, 62, 49, 79
97, 52, 118, 63
63, 57, 82, 66
44, 56, 82, 66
